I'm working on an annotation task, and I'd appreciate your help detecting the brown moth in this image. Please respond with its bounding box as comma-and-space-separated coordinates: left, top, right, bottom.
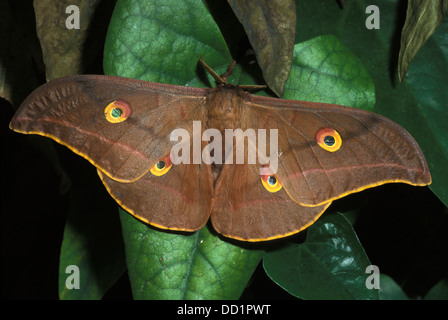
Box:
9, 61, 431, 241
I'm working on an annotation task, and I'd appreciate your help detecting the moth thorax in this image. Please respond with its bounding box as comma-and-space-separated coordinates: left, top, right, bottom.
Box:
205, 85, 246, 130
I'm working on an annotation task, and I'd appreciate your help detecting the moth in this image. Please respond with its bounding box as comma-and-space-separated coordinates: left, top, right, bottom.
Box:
9, 60, 431, 241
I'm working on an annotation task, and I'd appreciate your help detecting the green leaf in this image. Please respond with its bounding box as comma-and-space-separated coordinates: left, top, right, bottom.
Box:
398, 0, 448, 82
378, 274, 409, 300
284, 35, 375, 110
119, 209, 264, 299
104, 0, 232, 85
424, 278, 448, 300
58, 170, 126, 300
227, 0, 296, 96
404, 13, 448, 207
263, 212, 379, 300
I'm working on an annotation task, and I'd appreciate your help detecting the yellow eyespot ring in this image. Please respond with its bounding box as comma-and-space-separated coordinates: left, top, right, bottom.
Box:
261, 174, 282, 193
150, 155, 173, 176
104, 100, 132, 123
316, 127, 342, 152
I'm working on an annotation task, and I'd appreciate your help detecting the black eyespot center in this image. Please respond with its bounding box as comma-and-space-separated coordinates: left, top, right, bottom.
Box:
267, 176, 277, 185
111, 107, 123, 118
156, 161, 166, 170
324, 135, 335, 146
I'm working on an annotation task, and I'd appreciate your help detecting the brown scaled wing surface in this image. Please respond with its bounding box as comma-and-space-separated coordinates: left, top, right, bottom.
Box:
10, 75, 431, 241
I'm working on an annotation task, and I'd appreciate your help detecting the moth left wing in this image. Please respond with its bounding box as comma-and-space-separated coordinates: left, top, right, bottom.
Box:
9, 75, 209, 182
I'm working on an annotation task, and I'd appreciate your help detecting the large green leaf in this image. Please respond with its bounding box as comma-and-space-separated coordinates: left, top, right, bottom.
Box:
119, 209, 264, 299
104, 0, 232, 85
284, 35, 375, 110
263, 212, 378, 300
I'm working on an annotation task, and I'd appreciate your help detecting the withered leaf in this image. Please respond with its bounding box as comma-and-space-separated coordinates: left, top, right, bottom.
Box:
227, 0, 296, 97
398, 0, 448, 82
